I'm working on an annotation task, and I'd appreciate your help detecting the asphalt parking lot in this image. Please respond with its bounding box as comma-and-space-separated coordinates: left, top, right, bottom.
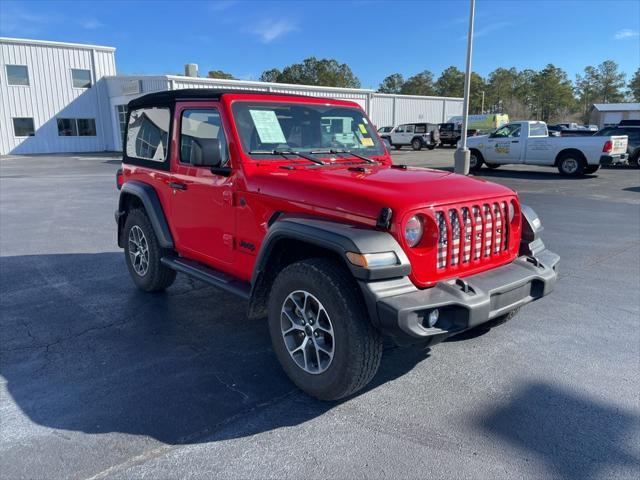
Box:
1, 150, 639, 479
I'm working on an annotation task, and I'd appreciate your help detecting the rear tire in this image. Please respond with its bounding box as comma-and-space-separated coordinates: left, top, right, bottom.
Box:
469, 150, 484, 172
557, 154, 585, 176
268, 258, 383, 401
123, 209, 176, 292
427, 144, 436, 150
584, 165, 600, 174
411, 138, 422, 151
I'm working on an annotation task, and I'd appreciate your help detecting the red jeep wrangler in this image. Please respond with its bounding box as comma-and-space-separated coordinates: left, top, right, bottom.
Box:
115, 89, 559, 400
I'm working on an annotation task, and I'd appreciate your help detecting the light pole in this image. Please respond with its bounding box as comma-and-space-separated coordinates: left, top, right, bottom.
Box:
454, 0, 476, 175
481, 90, 485, 114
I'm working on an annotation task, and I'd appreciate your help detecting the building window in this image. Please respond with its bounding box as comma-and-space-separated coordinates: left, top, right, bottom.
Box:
77, 118, 97, 136
13, 118, 35, 136
116, 105, 128, 143
126, 107, 170, 161
57, 118, 78, 136
71, 69, 92, 88
56, 118, 97, 136
6, 65, 29, 86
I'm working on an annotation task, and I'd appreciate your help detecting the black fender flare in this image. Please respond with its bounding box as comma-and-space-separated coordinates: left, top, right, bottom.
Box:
115, 181, 174, 249
519, 204, 545, 256
246, 215, 411, 320
251, 216, 410, 285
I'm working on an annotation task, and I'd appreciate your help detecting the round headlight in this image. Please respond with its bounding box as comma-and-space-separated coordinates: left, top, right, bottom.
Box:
404, 215, 423, 247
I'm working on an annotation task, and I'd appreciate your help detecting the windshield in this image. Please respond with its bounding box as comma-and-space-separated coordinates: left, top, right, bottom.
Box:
232, 102, 384, 157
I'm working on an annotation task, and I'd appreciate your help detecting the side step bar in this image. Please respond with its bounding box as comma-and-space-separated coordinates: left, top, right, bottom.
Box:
161, 257, 251, 300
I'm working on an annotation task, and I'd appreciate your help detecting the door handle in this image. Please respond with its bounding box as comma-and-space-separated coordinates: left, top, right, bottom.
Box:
169, 182, 187, 190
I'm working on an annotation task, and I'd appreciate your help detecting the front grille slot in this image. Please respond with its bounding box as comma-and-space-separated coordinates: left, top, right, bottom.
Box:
436, 201, 510, 271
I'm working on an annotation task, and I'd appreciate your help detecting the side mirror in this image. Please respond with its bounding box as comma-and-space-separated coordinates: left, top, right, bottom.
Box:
191, 138, 222, 167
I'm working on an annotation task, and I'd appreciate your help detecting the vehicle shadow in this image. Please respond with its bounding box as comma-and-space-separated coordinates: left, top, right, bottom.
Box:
0, 252, 430, 450
473, 381, 640, 479
475, 169, 598, 180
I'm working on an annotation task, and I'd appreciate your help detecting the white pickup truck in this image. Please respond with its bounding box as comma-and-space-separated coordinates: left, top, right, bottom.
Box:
464, 121, 628, 176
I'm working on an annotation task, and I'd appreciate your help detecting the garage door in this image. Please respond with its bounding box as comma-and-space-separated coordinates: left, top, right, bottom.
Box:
603, 112, 623, 125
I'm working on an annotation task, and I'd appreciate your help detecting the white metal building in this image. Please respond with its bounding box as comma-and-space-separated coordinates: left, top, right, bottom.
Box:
1, 37, 463, 155
589, 103, 640, 128
0, 37, 116, 154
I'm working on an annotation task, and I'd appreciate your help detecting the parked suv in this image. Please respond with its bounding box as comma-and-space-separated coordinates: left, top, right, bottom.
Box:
438, 122, 478, 147
116, 89, 559, 400
389, 122, 440, 150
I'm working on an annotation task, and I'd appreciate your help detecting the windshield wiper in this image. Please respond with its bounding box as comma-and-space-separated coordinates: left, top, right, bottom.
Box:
311, 149, 376, 164
249, 149, 325, 165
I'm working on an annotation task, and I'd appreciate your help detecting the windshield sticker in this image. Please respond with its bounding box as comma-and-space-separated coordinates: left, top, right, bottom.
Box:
361, 137, 374, 147
358, 124, 367, 134
495, 142, 510, 154
249, 110, 286, 144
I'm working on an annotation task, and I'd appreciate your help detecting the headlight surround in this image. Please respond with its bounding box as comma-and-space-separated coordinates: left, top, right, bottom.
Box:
404, 215, 424, 247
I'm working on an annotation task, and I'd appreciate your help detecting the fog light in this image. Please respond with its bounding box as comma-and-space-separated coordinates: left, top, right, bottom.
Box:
428, 309, 439, 327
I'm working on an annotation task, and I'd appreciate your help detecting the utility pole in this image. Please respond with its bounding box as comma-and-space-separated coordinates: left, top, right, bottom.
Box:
454, 0, 476, 175
481, 90, 485, 114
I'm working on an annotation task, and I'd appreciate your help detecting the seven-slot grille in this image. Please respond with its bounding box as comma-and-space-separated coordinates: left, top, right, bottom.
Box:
436, 201, 510, 270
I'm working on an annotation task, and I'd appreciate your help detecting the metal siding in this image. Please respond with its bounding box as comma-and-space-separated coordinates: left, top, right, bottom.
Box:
0, 39, 116, 154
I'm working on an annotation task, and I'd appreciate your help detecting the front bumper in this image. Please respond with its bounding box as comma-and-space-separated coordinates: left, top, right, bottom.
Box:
361, 249, 559, 346
600, 153, 628, 165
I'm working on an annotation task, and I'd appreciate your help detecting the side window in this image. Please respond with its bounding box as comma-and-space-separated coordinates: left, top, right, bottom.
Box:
395, 125, 405, 133
126, 107, 170, 161
414, 124, 427, 134
406, 124, 415, 133
529, 123, 547, 137
180, 109, 228, 166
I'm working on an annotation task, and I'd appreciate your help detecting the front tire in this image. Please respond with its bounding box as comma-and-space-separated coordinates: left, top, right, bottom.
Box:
123, 209, 176, 292
485, 162, 500, 169
268, 258, 383, 401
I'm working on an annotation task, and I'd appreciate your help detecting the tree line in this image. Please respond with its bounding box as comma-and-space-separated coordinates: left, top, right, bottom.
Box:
206, 57, 640, 123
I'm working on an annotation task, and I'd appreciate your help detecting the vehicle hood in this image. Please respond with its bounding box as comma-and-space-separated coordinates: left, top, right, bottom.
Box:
251, 163, 515, 223
466, 134, 490, 144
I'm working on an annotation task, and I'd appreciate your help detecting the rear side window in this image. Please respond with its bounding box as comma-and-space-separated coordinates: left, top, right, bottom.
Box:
405, 124, 415, 133
414, 124, 427, 134
529, 123, 547, 137
180, 109, 228, 165
126, 107, 170, 161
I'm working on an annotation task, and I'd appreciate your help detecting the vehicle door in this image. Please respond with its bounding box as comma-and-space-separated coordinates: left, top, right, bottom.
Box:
404, 124, 416, 144
524, 122, 554, 164
484, 123, 523, 164
391, 124, 405, 144
170, 103, 236, 266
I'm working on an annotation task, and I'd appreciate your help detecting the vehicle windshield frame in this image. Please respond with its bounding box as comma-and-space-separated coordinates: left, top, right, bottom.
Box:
231, 100, 385, 160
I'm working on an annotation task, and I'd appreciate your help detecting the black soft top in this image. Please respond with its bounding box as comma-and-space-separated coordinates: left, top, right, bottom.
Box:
127, 88, 311, 109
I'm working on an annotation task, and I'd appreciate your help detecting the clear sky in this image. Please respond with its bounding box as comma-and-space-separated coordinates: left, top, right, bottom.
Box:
1, 0, 639, 88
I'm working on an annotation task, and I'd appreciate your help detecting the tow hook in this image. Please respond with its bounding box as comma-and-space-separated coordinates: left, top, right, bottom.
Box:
526, 255, 544, 269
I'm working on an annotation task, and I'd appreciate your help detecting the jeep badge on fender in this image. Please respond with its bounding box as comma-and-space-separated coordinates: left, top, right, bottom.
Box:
115, 89, 559, 401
